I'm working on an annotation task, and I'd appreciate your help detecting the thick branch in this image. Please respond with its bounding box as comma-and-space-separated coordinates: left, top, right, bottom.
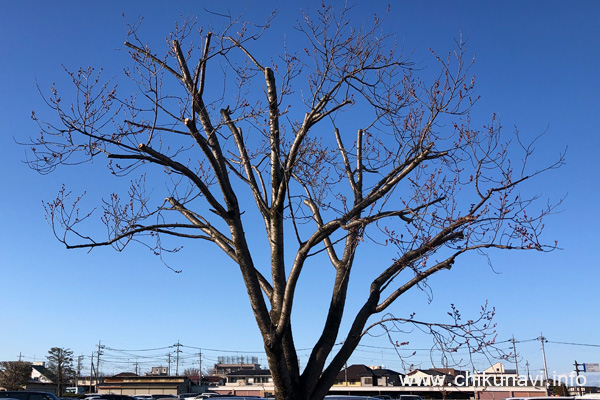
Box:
221, 108, 270, 221
172, 40, 195, 92
124, 42, 182, 81
375, 254, 458, 313
64, 223, 205, 249
333, 128, 358, 196
133, 143, 228, 218
194, 32, 212, 99
167, 197, 235, 258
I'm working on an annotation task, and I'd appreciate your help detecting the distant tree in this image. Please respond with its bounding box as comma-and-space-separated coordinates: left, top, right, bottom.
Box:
0, 361, 32, 390
183, 367, 201, 377
29, 5, 562, 400
552, 383, 570, 396
46, 347, 75, 396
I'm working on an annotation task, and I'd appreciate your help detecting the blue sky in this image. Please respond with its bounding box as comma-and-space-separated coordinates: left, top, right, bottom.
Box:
1, 0, 599, 384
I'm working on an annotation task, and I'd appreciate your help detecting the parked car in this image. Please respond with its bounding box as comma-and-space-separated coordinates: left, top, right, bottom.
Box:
87, 395, 137, 400
132, 395, 152, 400
325, 397, 381, 400
503, 398, 575, 400
197, 398, 262, 400
177, 394, 198, 400
0, 392, 61, 400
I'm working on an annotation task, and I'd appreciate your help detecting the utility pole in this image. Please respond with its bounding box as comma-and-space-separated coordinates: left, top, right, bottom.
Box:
538, 333, 549, 393
173, 341, 182, 376
344, 363, 348, 387
198, 351, 203, 377
574, 360, 583, 396
511, 335, 519, 375
526, 361, 531, 383
167, 352, 172, 376
96, 341, 104, 390
90, 352, 96, 392
77, 355, 84, 390
18, 352, 22, 362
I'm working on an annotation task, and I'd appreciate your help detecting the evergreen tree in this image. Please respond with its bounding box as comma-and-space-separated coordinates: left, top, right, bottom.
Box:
47, 347, 75, 396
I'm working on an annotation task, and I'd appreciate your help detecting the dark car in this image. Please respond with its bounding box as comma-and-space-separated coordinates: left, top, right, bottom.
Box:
0, 392, 61, 400
92, 396, 137, 400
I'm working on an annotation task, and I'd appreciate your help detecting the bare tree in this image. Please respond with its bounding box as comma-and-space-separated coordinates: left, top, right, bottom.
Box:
183, 367, 201, 378
46, 347, 75, 396
28, 5, 562, 400
0, 361, 32, 390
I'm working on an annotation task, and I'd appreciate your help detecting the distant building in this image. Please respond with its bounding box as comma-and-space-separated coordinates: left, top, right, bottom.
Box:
148, 367, 169, 376
333, 364, 402, 387
185, 374, 224, 388
75, 376, 102, 393
213, 363, 261, 376
213, 356, 261, 377
372, 366, 404, 386
568, 385, 599, 396
472, 362, 520, 387
334, 364, 372, 386
405, 368, 455, 386
210, 369, 274, 397
0, 360, 57, 393
31, 362, 54, 384
97, 373, 198, 395
472, 362, 547, 400
225, 369, 272, 386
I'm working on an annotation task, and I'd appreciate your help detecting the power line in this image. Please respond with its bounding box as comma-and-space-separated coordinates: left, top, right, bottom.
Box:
181, 342, 344, 353
180, 344, 270, 354
357, 343, 432, 351
104, 346, 173, 352
548, 340, 600, 348
85, 336, 600, 375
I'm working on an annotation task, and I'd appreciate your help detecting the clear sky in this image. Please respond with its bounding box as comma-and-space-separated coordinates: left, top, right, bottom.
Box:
1, 0, 599, 385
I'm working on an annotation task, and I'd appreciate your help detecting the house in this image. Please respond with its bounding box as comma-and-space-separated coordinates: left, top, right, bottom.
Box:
0, 361, 57, 393
185, 374, 224, 387
26, 362, 58, 394
472, 362, 520, 387
471, 363, 547, 400
148, 367, 169, 376
31, 363, 54, 384
334, 364, 372, 387
333, 364, 402, 387
405, 368, 452, 386
372, 366, 404, 386
209, 369, 274, 397
225, 369, 272, 387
